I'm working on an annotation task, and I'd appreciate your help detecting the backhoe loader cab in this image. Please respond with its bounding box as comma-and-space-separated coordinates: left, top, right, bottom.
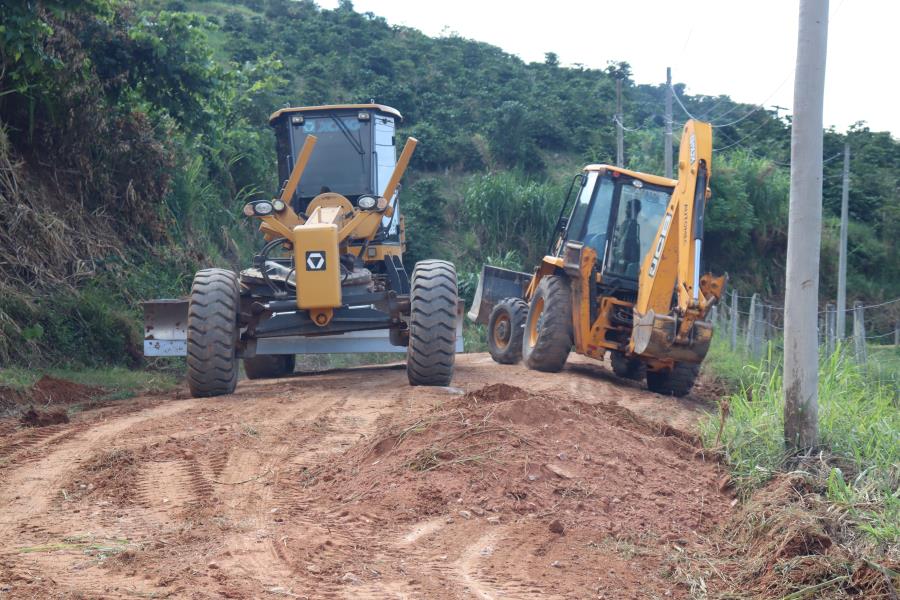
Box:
469, 120, 726, 397
553, 167, 676, 291
143, 103, 462, 398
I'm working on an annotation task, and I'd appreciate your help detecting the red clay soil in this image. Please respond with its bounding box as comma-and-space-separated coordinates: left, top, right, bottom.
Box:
31, 375, 104, 405
19, 406, 70, 427
0, 353, 733, 599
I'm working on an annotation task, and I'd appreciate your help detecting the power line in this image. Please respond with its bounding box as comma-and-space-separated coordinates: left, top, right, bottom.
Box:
669, 81, 787, 129
713, 117, 774, 151
612, 115, 645, 133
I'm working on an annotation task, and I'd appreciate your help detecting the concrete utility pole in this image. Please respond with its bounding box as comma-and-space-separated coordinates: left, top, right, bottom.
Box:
665, 67, 673, 179
783, 0, 829, 451
836, 141, 850, 338
616, 79, 624, 167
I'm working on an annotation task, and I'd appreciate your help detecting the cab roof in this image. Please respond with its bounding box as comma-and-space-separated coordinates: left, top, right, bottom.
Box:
584, 164, 677, 189
268, 103, 403, 125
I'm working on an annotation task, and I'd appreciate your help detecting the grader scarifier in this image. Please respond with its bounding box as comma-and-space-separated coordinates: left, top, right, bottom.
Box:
144, 104, 461, 397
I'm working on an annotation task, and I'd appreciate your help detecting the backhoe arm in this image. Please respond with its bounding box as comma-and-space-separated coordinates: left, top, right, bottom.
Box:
630, 120, 725, 362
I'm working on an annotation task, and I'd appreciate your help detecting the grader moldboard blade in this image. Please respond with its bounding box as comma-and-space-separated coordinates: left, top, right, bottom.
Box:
142, 299, 466, 357
467, 265, 532, 325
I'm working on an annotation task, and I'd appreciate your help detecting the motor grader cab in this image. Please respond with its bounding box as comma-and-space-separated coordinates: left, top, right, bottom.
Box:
144, 104, 462, 397
469, 120, 725, 396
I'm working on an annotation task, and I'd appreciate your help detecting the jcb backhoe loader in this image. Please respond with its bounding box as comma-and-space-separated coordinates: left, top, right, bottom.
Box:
468, 120, 725, 396
143, 104, 462, 397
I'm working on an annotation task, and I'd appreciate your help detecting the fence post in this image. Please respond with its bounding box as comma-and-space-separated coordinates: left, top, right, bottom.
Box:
895, 321, 899, 347
762, 305, 769, 348
825, 303, 836, 356
747, 293, 762, 357
710, 305, 719, 329
746, 293, 756, 350
730, 290, 739, 351
853, 301, 867, 366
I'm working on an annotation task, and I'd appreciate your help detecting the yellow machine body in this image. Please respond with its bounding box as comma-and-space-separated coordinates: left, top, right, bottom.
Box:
471, 119, 726, 379
293, 222, 340, 314
244, 130, 419, 326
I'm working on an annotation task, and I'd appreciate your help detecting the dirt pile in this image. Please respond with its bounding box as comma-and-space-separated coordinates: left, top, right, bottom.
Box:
19, 406, 70, 427
292, 383, 732, 595
31, 376, 104, 405
1, 376, 103, 413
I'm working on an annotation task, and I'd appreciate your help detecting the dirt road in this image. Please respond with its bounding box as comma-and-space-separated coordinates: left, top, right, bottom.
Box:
0, 354, 731, 599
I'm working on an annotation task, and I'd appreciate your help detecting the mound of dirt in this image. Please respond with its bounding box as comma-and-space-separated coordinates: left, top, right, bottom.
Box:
0, 377, 104, 418
31, 376, 103, 405
19, 406, 69, 427
0, 385, 28, 412
312, 383, 729, 543
63, 447, 140, 504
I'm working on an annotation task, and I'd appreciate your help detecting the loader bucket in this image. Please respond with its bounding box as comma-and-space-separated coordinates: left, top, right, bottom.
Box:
631, 310, 713, 364
467, 265, 532, 325
143, 299, 189, 356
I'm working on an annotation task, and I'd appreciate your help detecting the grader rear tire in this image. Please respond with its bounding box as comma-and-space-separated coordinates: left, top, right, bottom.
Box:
523, 275, 573, 372
646, 362, 700, 397
407, 260, 458, 386
487, 298, 528, 364
187, 268, 239, 398
244, 354, 296, 380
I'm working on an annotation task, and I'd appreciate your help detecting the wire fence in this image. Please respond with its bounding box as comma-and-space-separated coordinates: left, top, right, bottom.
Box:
712, 290, 900, 368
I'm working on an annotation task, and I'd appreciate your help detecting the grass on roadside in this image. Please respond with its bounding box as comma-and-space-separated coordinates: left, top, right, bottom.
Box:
693, 337, 899, 597
0, 366, 179, 399
701, 338, 899, 545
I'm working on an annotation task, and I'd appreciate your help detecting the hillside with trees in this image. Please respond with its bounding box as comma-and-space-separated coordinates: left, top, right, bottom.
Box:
0, 0, 897, 367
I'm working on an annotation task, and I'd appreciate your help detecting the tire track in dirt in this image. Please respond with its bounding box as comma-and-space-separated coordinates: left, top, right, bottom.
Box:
0, 400, 201, 541
0, 400, 205, 598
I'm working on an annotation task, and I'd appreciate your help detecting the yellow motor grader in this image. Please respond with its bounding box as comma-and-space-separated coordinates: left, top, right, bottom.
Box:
469, 120, 725, 396
144, 104, 461, 397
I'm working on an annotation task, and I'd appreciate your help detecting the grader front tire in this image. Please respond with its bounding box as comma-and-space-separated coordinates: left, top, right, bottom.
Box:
186, 268, 240, 398
407, 260, 458, 386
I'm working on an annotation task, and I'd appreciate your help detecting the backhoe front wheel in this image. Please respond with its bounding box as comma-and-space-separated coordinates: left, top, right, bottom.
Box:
523, 275, 573, 372
407, 260, 458, 386
487, 298, 528, 364
244, 354, 295, 380
187, 268, 240, 398
646, 362, 700, 397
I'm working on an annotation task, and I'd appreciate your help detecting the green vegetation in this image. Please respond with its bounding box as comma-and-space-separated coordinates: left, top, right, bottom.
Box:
0, 0, 898, 372
0, 365, 178, 397
701, 339, 899, 546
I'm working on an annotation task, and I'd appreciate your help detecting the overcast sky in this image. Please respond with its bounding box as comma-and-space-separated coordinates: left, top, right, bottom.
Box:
317, 0, 898, 136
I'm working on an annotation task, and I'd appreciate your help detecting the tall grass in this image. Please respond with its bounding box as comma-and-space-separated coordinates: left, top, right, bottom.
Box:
702, 339, 899, 544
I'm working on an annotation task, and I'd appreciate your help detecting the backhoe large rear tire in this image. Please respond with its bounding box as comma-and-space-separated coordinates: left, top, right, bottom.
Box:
610, 351, 645, 381
646, 362, 700, 397
187, 268, 239, 398
523, 275, 573, 372
487, 298, 528, 364
407, 260, 458, 386
244, 354, 296, 380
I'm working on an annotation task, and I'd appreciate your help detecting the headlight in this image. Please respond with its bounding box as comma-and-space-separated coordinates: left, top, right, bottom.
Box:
254, 201, 273, 215
272, 199, 286, 212
358, 195, 377, 210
